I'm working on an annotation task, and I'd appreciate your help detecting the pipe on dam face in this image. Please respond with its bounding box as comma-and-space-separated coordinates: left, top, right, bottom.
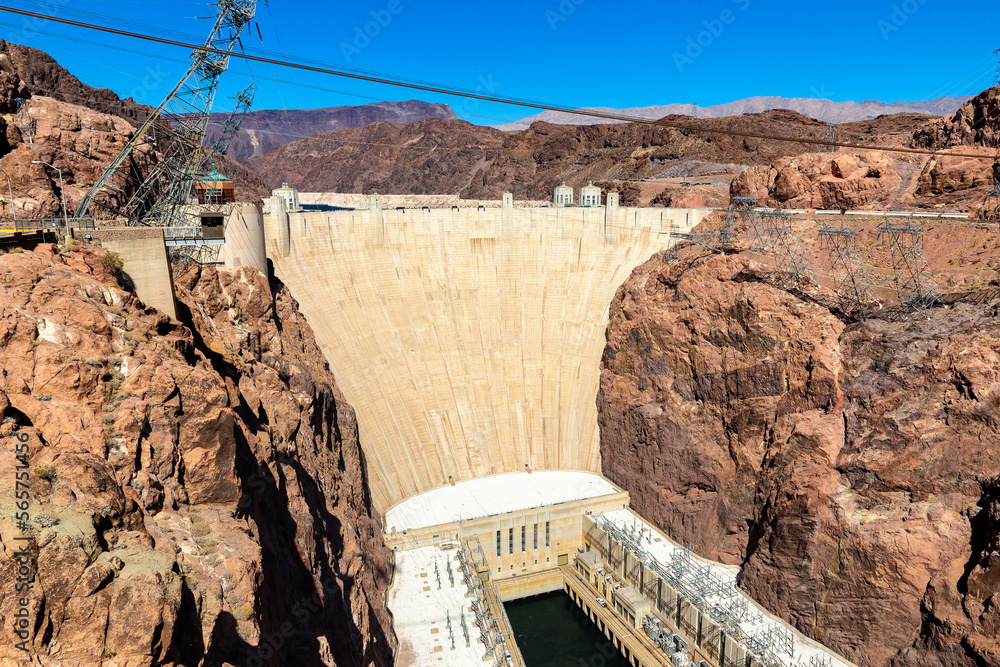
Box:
264, 204, 711, 513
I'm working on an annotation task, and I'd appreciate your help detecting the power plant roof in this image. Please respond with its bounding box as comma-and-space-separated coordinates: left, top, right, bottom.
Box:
385, 471, 621, 533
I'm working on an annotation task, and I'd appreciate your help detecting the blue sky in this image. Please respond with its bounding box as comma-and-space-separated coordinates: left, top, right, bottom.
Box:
1, 0, 996, 124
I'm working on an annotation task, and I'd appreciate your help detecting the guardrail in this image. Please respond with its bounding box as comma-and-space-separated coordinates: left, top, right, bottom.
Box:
0, 217, 96, 231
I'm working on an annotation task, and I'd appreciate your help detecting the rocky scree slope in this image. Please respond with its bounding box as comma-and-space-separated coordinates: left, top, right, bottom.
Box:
599, 252, 1000, 667
0, 242, 393, 666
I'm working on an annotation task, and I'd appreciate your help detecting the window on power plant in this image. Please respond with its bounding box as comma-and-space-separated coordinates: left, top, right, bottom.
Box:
509, 528, 513, 555
533, 523, 538, 550
496, 530, 501, 557
545, 521, 550, 547
521, 526, 526, 552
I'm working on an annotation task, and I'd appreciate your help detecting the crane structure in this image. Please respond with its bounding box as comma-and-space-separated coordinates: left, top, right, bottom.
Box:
75, 0, 257, 239
169, 81, 256, 272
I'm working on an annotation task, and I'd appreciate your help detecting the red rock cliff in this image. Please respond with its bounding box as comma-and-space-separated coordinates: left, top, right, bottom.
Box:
0, 242, 394, 666
599, 252, 1000, 667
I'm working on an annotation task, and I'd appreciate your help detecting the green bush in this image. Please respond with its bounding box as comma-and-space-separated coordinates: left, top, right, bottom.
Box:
101, 251, 124, 274
34, 465, 57, 482
234, 603, 254, 622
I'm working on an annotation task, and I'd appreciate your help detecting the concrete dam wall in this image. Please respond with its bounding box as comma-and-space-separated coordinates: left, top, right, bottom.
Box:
265, 203, 711, 513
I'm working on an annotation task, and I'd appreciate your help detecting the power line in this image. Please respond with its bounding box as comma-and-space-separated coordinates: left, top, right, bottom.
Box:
1, 17, 519, 124
1, 4, 994, 161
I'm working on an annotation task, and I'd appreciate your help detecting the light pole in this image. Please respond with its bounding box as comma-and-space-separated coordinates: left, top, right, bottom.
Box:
0, 168, 16, 226
31, 160, 68, 231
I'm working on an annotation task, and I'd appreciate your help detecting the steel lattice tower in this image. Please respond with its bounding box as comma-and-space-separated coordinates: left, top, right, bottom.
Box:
984, 177, 1000, 221
669, 204, 739, 253
983, 49, 1000, 221
739, 198, 814, 289
820, 122, 836, 152
170, 82, 257, 272
878, 215, 939, 315
75, 0, 257, 227
14, 98, 35, 144
818, 222, 879, 314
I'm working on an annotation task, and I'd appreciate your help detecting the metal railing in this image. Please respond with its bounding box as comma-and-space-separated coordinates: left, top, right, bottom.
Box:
0, 217, 95, 231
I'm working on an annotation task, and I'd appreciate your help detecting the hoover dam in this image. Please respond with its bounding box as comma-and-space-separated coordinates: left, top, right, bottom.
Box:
257, 190, 856, 667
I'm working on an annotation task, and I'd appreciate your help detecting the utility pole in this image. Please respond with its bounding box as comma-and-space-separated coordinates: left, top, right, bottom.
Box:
0, 168, 16, 225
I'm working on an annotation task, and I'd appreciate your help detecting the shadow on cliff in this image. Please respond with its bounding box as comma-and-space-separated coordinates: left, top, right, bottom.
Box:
168, 275, 393, 667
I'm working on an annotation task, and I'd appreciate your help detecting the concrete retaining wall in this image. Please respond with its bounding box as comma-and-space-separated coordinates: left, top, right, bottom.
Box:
88, 227, 177, 319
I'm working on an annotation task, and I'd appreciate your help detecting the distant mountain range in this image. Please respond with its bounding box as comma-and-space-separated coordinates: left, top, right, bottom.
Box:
206, 100, 456, 162
494, 95, 973, 131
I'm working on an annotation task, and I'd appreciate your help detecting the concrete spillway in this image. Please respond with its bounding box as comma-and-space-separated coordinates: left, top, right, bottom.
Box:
265, 203, 711, 513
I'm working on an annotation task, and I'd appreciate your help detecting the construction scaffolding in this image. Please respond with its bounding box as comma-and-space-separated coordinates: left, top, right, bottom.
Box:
593, 515, 796, 667
878, 215, 939, 315
817, 222, 879, 315
75, 0, 256, 239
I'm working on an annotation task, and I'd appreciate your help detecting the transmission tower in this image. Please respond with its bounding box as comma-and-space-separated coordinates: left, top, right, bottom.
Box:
170, 82, 257, 273
670, 204, 739, 253
878, 215, 939, 315
983, 49, 1000, 221
983, 176, 1000, 221
820, 122, 836, 152
209, 83, 255, 154
740, 199, 815, 289
14, 98, 35, 144
817, 222, 879, 315
75, 0, 257, 231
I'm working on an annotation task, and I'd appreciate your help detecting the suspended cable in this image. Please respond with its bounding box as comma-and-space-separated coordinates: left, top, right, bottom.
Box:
1, 5, 992, 160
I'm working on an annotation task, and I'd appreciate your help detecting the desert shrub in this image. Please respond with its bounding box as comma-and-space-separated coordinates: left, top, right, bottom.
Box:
190, 521, 211, 537
101, 251, 124, 273
234, 603, 254, 622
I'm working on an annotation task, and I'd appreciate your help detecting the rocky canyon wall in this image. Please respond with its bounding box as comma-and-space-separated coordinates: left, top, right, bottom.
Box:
0, 241, 393, 666
599, 252, 1000, 667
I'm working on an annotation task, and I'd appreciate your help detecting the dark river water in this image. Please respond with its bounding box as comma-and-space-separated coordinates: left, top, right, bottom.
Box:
504, 592, 630, 667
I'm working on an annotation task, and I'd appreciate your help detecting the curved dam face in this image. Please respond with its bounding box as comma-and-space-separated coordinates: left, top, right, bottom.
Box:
265, 203, 711, 513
